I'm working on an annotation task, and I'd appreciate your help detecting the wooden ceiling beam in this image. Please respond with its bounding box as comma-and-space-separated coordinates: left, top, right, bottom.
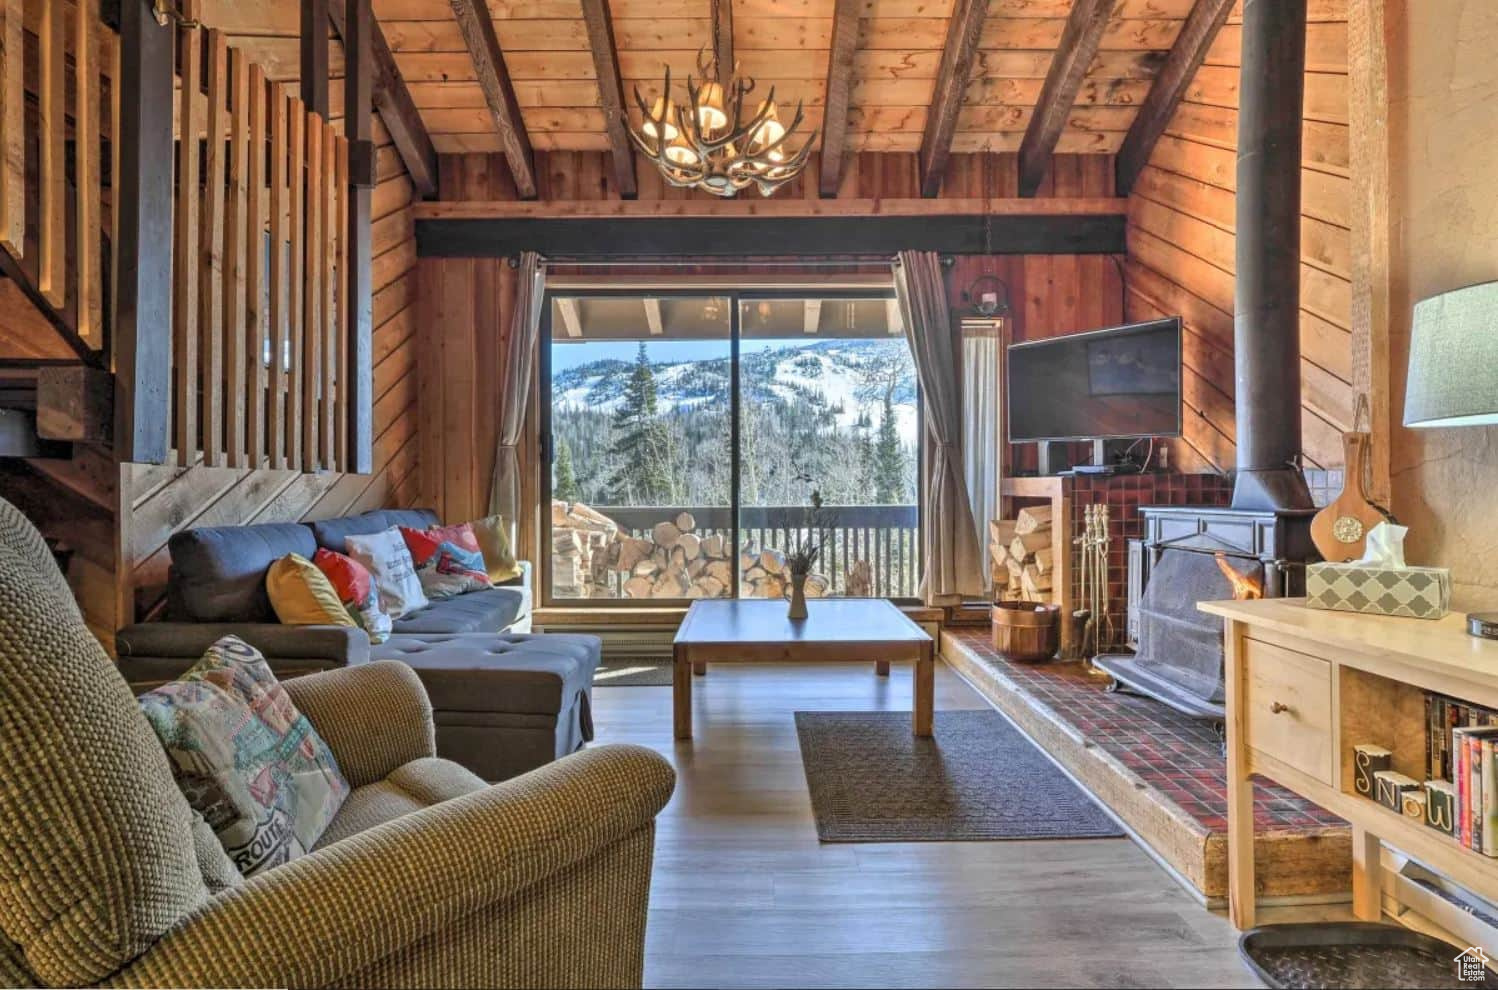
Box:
1017, 0, 1118, 197
579, 0, 636, 199
301, 0, 330, 115
818, 0, 859, 198
1114, 0, 1235, 196
803, 299, 821, 334
329, 2, 438, 199
557, 297, 583, 337
710, 0, 733, 79
918, 0, 988, 198
449, 0, 537, 199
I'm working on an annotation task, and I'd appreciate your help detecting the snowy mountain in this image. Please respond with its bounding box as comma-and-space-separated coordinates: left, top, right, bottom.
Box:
552, 339, 920, 445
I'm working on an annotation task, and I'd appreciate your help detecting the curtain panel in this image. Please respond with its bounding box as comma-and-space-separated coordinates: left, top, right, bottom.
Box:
895, 251, 984, 605
489, 252, 546, 538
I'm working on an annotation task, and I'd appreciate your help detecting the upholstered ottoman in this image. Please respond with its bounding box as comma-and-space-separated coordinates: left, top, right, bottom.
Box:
370, 633, 600, 782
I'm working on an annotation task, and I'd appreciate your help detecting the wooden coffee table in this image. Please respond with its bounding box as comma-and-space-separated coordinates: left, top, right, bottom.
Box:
672, 598, 935, 740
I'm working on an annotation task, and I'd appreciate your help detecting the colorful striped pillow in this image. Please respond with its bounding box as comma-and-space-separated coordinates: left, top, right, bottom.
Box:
399, 523, 490, 599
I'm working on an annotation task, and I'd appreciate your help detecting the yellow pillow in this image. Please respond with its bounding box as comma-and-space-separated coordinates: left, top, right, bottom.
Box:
267, 553, 356, 627
469, 515, 523, 583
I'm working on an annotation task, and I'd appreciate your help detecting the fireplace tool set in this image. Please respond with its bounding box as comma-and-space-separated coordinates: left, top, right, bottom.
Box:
1073, 504, 1113, 664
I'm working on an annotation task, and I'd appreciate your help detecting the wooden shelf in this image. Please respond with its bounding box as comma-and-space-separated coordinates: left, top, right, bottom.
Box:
1218, 599, 1498, 929
999, 476, 1074, 655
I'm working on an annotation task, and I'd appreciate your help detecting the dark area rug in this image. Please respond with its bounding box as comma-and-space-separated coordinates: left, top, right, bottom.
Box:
794, 709, 1124, 842
593, 658, 674, 687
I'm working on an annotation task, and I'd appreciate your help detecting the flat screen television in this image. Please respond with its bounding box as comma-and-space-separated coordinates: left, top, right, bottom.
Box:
1007, 317, 1183, 443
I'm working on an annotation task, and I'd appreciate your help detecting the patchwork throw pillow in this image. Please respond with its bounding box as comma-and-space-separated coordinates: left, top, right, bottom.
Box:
468, 514, 524, 583
400, 523, 491, 599
312, 548, 393, 643
344, 526, 428, 619
137, 636, 350, 877
266, 553, 356, 628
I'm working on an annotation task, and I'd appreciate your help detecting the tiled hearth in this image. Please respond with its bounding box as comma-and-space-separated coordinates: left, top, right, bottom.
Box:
942, 627, 1350, 902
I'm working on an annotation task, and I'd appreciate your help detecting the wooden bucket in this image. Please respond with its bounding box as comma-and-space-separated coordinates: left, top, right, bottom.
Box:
991, 601, 1061, 662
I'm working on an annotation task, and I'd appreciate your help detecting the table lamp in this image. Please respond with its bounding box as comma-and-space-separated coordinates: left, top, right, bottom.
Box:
1404, 280, 1498, 428
1404, 279, 1498, 638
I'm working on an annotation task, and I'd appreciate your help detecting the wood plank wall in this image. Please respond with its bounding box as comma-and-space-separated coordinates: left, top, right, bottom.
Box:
1123, 0, 1353, 473
117, 25, 422, 626
420, 149, 1122, 563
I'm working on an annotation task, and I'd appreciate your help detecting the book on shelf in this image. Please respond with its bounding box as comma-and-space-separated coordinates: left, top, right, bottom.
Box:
1422, 693, 1498, 855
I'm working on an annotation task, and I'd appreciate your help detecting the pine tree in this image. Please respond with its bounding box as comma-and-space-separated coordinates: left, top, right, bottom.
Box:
874, 393, 905, 504
607, 342, 679, 505
553, 435, 581, 502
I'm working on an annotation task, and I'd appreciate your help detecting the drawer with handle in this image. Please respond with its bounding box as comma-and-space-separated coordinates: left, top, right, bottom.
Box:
1242, 638, 1335, 784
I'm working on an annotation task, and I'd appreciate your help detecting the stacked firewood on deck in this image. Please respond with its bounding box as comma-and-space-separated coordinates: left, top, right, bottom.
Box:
988, 505, 1055, 603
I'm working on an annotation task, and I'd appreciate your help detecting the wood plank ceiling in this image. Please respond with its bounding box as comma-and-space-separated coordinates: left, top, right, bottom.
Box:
214, 0, 1347, 197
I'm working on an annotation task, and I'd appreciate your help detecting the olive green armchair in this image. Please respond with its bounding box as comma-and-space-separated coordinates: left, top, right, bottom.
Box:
0, 497, 675, 989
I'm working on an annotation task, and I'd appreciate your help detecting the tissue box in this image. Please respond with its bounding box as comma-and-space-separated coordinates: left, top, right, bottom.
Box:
1305, 562, 1451, 619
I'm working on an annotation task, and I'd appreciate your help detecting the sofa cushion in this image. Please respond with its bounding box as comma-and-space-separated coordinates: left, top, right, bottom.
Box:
310, 508, 440, 553
266, 553, 356, 628
390, 586, 529, 634
169, 523, 318, 622
468, 514, 523, 583
400, 523, 491, 599
313, 549, 393, 643
345, 527, 429, 620
370, 632, 600, 716
314, 757, 484, 849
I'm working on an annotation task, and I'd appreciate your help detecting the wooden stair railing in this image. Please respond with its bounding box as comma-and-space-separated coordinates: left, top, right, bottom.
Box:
0, 0, 113, 358
171, 24, 351, 472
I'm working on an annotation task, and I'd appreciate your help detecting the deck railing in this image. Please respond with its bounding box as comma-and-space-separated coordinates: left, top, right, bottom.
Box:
586, 503, 920, 600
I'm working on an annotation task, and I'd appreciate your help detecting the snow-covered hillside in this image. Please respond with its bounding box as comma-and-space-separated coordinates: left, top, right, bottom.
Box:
552, 339, 919, 444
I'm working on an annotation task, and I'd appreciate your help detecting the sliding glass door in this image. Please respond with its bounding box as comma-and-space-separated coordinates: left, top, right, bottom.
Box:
541, 289, 919, 605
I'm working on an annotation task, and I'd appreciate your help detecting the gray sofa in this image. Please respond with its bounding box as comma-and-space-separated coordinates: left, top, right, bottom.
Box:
116, 508, 598, 782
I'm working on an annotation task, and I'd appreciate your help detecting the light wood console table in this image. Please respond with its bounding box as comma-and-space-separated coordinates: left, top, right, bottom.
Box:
1200, 597, 1498, 930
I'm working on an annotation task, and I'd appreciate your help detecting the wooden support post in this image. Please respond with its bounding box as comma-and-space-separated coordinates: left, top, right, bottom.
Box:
115, 0, 173, 463
75, 0, 102, 347
301, 0, 329, 117
246, 62, 268, 468
38, 0, 64, 306
37, 366, 113, 442
1224, 618, 1256, 929
0, 0, 21, 255
1350, 0, 1392, 506
224, 46, 249, 468
172, 24, 202, 465
344, 0, 374, 473
200, 29, 227, 468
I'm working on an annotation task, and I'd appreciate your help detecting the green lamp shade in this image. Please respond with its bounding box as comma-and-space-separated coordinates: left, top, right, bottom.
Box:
1405, 280, 1498, 428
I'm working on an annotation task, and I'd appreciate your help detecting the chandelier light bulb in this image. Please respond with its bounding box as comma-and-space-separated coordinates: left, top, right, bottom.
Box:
696, 82, 728, 133
664, 136, 701, 167
642, 97, 679, 143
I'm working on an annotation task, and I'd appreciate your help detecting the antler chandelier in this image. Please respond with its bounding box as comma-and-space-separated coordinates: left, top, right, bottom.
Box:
629, 50, 815, 198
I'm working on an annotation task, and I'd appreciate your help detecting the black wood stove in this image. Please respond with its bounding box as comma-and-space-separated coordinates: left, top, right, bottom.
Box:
1092, 0, 1321, 721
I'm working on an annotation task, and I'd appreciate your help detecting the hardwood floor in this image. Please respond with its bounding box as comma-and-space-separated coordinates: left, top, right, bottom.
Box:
590, 657, 1274, 989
